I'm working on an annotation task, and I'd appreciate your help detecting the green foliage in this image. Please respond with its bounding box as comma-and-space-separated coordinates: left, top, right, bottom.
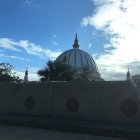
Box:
37, 60, 74, 81
0, 63, 21, 82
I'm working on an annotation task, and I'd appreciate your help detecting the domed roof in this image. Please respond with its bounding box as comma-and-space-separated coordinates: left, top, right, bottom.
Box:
56, 48, 99, 72
56, 33, 99, 73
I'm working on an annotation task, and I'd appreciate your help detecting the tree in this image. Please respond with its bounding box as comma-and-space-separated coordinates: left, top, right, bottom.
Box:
0, 63, 21, 82
37, 60, 74, 81
79, 66, 90, 80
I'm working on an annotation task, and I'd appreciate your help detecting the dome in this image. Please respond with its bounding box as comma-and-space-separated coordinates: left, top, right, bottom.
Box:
55, 33, 102, 81
56, 48, 99, 72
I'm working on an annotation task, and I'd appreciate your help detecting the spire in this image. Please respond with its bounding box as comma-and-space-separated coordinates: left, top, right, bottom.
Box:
73, 33, 79, 49
24, 68, 28, 82
126, 68, 130, 81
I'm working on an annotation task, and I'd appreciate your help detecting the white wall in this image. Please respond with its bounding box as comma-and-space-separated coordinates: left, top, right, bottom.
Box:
51, 83, 97, 120
0, 81, 140, 124
0, 83, 16, 113
13, 83, 50, 116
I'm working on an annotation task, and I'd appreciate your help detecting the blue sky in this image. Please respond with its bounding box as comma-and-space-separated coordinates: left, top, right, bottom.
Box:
0, 0, 140, 81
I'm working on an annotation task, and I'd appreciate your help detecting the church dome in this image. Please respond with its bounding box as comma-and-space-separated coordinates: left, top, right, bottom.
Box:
56, 48, 99, 72
55, 33, 101, 81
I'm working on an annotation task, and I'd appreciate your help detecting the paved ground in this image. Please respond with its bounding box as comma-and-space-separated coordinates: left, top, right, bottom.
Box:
0, 125, 126, 140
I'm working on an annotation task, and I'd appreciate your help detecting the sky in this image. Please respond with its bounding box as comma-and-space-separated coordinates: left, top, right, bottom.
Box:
0, 0, 140, 81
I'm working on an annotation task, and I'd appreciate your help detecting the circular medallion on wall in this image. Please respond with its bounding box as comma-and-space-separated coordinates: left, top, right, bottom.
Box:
121, 99, 137, 116
66, 97, 79, 112
25, 97, 35, 110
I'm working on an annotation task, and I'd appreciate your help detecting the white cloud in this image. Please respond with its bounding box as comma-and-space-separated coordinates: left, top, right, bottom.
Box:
19, 40, 61, 59
52, 34, 57, 38
0, 38, 21, 52
0, 53, 30, 61
24, 0, 40, 7
88, 43, 92, 49
81, 0, 140, 80
52, 41, 59, 46
0, 38, 62, 60
25, 0, 32, 5
27, 67, 40, 81
52, 34, 60, 46
8, 56, 30, 61
19, 40, 44, 56
45, 49, 61, 60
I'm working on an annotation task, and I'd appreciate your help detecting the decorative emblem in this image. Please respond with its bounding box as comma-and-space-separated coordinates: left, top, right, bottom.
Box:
121, 99, 137, 116
66, 97, 79, 112
25, 97, 35, 110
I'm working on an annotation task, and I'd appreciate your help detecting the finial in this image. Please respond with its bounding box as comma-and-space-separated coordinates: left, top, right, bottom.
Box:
73, 33, 79, 49
75, 33, 78, 40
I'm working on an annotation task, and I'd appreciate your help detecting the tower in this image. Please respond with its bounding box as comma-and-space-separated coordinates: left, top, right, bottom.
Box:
126, 68, 130, 81
24, 68, 28, 82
